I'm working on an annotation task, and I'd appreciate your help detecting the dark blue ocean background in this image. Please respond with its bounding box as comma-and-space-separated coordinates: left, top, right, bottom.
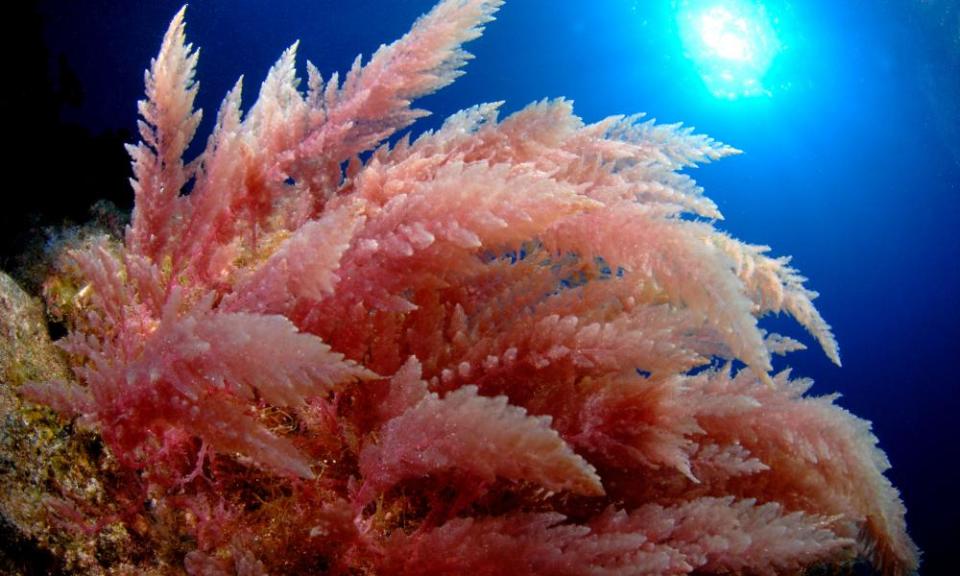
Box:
9, 0, 959, 573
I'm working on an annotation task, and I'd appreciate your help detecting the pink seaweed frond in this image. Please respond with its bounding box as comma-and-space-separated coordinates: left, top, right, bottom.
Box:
23, 1, 917, 574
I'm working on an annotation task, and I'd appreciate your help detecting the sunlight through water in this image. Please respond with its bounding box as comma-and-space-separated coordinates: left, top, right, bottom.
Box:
677, 0, 781, 99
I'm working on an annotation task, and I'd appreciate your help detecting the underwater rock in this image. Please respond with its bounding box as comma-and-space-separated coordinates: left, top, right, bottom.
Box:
0, 271, 132, 574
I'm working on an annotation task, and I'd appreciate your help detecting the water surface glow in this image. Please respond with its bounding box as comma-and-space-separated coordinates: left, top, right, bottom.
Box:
677, 0, 781, 99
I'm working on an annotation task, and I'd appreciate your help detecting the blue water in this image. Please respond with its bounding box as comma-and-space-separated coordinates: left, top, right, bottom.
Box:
31, 1, 960, 573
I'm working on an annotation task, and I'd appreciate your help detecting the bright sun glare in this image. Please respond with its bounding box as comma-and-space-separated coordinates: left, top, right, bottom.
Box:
677, 0, 781, 99
700, 7, 752, 61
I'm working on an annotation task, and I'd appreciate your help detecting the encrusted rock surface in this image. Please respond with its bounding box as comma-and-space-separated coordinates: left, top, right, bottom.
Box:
0, 271, 139, 575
